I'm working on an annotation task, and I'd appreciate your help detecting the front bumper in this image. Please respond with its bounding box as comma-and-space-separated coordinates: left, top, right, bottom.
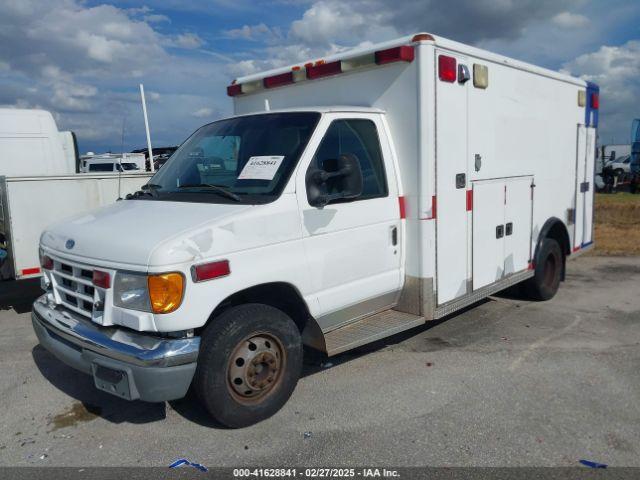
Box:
32, 297, 200, 402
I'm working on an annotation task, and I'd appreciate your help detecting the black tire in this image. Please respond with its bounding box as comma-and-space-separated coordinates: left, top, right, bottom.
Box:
523, 238, 563, 301
194, 303, 302, 428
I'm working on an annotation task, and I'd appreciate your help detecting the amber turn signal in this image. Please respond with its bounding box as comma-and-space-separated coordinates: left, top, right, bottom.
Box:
147, 272, 184, 314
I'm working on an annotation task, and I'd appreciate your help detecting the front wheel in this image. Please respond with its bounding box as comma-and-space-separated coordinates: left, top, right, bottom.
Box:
523, 238, 563, 301
194, 304, 303, 428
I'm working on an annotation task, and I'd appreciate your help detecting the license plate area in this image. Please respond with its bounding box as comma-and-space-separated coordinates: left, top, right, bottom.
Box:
92, 363, 132, 400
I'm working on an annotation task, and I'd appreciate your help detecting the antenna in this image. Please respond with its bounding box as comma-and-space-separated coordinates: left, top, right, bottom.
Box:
117, 115, 126, 200
140, 83, 154, 172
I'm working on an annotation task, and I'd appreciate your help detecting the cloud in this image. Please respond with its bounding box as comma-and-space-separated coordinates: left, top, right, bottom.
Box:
224, 23, 283, 43
552, 12, 590, 28
192, 107, 214, 118
563, 41, 640, 143
0, 0, 231, 153
172, 33, 205, 49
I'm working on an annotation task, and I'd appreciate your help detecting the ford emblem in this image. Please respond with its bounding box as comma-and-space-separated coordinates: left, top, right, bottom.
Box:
65, 239, 75, 250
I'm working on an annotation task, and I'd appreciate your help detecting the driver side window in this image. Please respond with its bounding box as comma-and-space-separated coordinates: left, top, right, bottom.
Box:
309, 119, 388, 203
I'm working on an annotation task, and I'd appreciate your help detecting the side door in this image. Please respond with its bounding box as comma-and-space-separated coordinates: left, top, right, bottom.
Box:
296, 113, 402, 330
574, 125, 587, 250
583, 127, 596, 246
435, 50, 469, 304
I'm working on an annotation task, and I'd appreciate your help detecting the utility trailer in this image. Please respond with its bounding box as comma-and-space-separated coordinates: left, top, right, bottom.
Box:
32, 33, 598, 427
0, 173, 152, 280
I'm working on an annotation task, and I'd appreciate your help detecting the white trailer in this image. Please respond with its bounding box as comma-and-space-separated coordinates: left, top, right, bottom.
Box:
32, 33, 598, 427
0, 108, 152, 280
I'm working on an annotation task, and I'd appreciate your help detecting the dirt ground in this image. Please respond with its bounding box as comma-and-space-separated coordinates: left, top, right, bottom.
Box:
593, 193, 640, 255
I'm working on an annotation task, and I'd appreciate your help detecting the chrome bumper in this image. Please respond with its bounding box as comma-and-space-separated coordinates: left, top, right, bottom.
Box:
32, 296, 200, 402
32, 298, 199, 367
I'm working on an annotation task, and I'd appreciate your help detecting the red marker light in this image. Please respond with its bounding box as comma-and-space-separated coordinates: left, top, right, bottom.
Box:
438, 55, 456, 82
92, 270, 111, 289
591, 93, 599, 109
227, 84, 242, 97
192, 260, 230, 282
375, 46, 415, 65
40, 255, 54, 270
264, 72, 294, 88
306, 61, 342, 80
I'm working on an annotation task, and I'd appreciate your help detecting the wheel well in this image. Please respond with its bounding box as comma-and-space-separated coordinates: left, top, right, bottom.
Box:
199, 282, 312, 335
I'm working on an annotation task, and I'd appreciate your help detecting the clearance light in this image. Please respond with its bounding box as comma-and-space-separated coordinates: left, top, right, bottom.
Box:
591, 93, 599, 109
40, 255, 54, 270
92, 270, 111, 289
306, 60, 342, 79
411, 33, 435, 42
148, 272, 184, 314
438, 55, 456, 83
227, 83, 242, 97
578, 90, 586, 107
192, 260, 230, 283
375, 46, 415, 65
264, 72, 294, 89
473, 64, 489, 89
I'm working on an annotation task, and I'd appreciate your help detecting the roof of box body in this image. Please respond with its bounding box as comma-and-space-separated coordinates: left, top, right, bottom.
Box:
235, 32, 587, 89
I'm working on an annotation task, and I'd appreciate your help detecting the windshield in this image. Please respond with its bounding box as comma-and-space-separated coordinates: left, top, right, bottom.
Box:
144, 112, 320, 204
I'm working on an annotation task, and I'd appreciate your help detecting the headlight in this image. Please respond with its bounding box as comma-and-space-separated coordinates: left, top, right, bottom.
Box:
114, 271, 185, 314
114, 272, 151, 312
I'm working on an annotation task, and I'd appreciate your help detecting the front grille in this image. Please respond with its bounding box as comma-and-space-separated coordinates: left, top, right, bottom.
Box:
50, 258, 98, 318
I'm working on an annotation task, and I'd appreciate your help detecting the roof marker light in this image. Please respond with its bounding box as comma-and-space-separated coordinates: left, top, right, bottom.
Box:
439, 55, 456, 83
264, 71, 294, 89
227, 83, 242, 97
411, 33, 435, 42
306, 60, 342, 79
375, 46, 415, 65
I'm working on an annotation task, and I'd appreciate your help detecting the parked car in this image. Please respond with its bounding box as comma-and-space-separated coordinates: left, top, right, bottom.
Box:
32, 32, 598, 428
605, 154, 631, 176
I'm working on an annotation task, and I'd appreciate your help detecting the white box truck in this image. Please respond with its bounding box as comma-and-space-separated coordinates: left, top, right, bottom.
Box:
32, 33, 598, 428
0, 108, 152, 279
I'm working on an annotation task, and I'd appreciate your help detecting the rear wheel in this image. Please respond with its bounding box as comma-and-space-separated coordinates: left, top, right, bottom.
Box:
523, 238, 563, 301
194, 304, 302, 428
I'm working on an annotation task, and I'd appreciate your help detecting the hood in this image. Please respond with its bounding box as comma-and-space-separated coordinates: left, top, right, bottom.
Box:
41, 199, 251, 268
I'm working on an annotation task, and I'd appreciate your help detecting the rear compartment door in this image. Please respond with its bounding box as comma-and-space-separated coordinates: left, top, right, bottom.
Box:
582, 127, 596, 246
574, 125, 587, 249
435, 50, 469, 304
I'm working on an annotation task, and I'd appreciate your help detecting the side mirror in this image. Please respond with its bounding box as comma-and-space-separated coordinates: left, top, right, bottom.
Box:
306, 153, 364, 208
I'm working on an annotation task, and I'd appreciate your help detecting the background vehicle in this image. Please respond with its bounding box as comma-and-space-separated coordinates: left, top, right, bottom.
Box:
605, 154, 631, 176
82, 158, 141, 173
33, 33, 597, 428
0, 109, 151, 280
0, 108, 79, 175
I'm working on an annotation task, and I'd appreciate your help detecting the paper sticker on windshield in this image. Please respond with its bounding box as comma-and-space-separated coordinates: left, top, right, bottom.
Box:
238, 156, 284, 181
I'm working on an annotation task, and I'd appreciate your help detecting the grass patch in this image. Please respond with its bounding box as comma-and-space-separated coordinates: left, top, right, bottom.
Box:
593, 193, 640, 255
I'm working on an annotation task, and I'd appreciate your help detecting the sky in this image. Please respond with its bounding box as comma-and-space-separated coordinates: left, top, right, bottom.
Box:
1, 0, 639, 154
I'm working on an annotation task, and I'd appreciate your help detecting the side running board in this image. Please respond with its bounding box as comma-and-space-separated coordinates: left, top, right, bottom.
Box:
324, 309, 425, 356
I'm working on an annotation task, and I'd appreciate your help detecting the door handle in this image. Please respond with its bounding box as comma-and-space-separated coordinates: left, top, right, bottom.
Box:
496, 225, 504, 239
505, 222, 513, 236
391, 226, 398, 246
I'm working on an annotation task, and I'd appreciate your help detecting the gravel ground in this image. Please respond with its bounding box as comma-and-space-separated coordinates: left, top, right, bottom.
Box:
0, 255, 638, 467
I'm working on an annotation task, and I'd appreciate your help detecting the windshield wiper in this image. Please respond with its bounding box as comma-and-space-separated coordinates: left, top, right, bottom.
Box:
142, 183, 163, 191
177, 183, 242, 202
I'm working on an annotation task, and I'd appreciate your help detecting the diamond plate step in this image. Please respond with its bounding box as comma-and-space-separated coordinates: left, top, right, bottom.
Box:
324, 309, 425, 356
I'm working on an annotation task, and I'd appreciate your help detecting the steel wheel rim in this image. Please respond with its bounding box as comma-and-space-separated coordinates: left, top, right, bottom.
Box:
227, 333, 286, 404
